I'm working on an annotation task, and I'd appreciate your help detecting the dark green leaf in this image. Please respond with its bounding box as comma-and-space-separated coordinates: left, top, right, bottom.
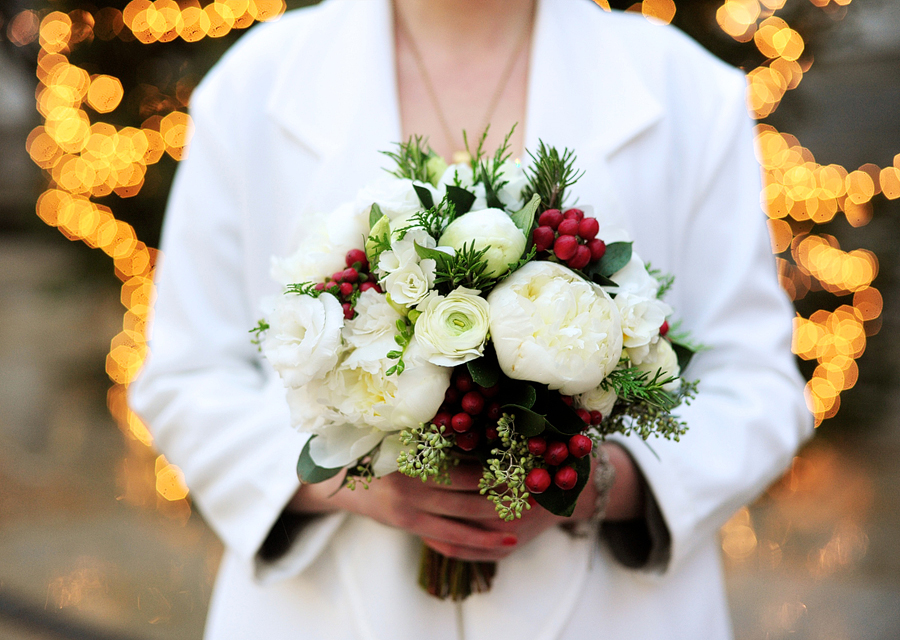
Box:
445, 185, 477, 216
501, 404, 546, 436
414, 242, 451, 267
532, 454, 591, 517
580, 260, 619, 288
597, 241, 633, 277
414, 184, 435, 210
481, 162, 504, 209
510, 193, 541, 239
297, 437, 343, 484
466, 345, 500, 388
369, 203, 384, 230
671, 340, 696, 373
541, 395, 588, 437
505, 381, 537, 409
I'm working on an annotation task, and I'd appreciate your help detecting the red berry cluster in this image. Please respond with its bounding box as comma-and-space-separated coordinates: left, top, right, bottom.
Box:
532, 208, 606, 271
523, 432, 593, 493
433, 368, 502, 452
314, 249, 379, 319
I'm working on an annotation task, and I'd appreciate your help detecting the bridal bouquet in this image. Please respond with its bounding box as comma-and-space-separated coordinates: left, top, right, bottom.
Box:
253, 132, 698, 599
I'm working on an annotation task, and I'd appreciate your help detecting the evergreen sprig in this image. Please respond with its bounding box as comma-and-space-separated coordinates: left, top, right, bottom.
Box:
431, 242, 495, 293
601, 366, 682, 411
478, 414, 535, 521
406, 197, 458, 240
600, 378, 698, 442
522, 141, 584, 212
285, 281, 326, 297
645, 262, 675, 300
477, 126, 516, 208
397, 423, 455, 483
382, 135, 439, 183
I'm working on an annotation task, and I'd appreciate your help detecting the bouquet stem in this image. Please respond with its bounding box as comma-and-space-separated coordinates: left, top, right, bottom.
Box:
418, 544, 496, 601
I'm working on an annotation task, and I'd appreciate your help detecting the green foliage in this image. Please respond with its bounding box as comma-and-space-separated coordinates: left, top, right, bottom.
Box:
474, 126, 516, 209
284, 281, 326, 297
343, 459, 375, 491
297, 437, 344, 484
249, 318, 269, 348
645, 262, 676, 299
466, 344, 500, 388
600, 374, 699, 442
405, 196, 459, 240
478, 414, 536, 521
521, 141, 584, 212
382, 135, 440, 183
397, 423, 455, 483
416, 240, 501, 295
386, 317, 414, 376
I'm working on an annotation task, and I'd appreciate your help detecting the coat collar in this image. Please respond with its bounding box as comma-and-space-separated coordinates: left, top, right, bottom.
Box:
266, 0, 663, 160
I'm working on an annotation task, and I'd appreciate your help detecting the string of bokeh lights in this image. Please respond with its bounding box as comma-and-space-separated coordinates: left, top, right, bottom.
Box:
10, 0, 895, 509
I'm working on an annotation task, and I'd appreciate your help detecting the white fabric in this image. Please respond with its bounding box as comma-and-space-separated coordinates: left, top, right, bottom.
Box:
128, 0, 813, 638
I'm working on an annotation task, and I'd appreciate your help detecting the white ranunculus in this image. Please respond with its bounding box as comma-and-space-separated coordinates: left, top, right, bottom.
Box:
633, 338, 681, 393
414, 287, 490, 366
378, 229, 437, 307
263, 292, 344, 388
487, 261, 623, 396
575, 385, 618, 419
615, 291, 672, 350
439, 208, 526, 278
342, 289, 403, 372
355, 177, 436, 222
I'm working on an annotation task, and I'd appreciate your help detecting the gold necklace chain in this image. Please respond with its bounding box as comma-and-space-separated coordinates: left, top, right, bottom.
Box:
395, 6, 533, 161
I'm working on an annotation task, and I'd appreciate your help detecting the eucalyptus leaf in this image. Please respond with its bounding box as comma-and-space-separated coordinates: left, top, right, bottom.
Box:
297, 437, 344, 484
501, 404, 546, 436
467, 346, 500, 388
510, 194, 541, 240
414, 184, 435, 210
445, 185, 477, 216
597, 241, 633, 277
532, 454, 591, 517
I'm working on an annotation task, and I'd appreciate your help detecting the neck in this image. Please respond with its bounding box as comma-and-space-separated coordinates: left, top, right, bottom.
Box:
393, 0, 536, 51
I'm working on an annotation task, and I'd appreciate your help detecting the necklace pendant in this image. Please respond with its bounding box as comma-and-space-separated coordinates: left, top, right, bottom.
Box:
451, 150, 472, 165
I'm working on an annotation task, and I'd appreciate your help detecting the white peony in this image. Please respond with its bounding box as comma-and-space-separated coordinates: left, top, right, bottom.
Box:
487, 261, 623, 396
575, 385, 618, 419
632, 338, 681, 393
378, 228, 437, 307
605, 251, 660, 300
414, 287, 490, 366
262, 292, 344, 388
439, 208, 526, 278
615, 291, 672, 350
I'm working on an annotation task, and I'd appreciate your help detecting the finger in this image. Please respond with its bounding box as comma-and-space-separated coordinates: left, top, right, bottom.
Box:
417, 490, 504, 520
422, 538, 515, 563
409, 513, 518, 551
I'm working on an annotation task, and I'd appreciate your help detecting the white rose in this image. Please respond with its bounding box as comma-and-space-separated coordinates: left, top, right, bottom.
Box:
575, 385, 617, 419
487, 261, 623, 395
414, 287, 490, 366
378, 230, 437, 307
355, 177, 436, 221
633, 339, 681, 393
263, 292, 344, 388
615, 292, 672, 350
439, 208, 526, 278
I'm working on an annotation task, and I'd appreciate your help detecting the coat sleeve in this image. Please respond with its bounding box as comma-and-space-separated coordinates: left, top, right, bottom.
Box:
128, 75, 346, 580
608, 67, 813, 574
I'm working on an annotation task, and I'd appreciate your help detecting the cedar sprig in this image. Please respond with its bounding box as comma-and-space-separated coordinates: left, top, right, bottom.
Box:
599, 378, 698, 442
522, 141, 584, 212
382, 135, 438, 183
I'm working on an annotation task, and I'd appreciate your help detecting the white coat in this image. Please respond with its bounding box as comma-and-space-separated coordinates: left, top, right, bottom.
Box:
129, 0, 813, 638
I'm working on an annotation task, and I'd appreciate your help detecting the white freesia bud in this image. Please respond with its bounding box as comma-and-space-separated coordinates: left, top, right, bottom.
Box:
575, 385, 617, 418
439, 208, 526, 278
487, 261, 623, 395
415, 287, 491, 366
263, 292, 344, 388
632, 339, 681, 393
615, 292, 673, 350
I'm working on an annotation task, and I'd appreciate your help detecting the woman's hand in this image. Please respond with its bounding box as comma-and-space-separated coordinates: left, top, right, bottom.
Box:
287, 442, 645, 562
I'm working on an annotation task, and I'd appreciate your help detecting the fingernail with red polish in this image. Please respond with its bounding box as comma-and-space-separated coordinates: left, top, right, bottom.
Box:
502, 535, 518, 547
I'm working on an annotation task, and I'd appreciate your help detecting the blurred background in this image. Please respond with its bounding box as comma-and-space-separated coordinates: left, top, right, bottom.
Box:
1, 0, 898, 638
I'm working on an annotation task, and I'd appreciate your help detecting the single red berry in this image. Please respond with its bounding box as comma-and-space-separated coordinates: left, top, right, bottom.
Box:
659, 320, 670, 337
544, 441, 569, 466
560, 395, 574, 406
576, 408, 591, 424
589, 410, 603, 425
332, 271, 344, 283
554, 235, 578, 260
563, 208, 585, 222
567, 245, 591, 270
554, 466, 578, 490
346, 249, 368, 270
479, 384, 500, 398
341, 303, 354, 320
339, 282, 354, 297
455, 430, 480, 451
532, 225, 556, 252
577, 217, 600, 240
444, 386, 460, 405
486, 401, 502, 421
485, 425, 499, 440
568, 434, 593, 458
342, 267, 359, 283
454, 370, 474, 393
461, 391, 485, 415
587, 239, 607, 262
432, 412, 452, 429
371, 284, 383, 293
557, 218, 579, 236
525, 468, 552, 494
314, 282, 326, 291
359, 281, 377, 292
451, 412, 473, 433
538, 209, 563, 229
527, 436, 548, 456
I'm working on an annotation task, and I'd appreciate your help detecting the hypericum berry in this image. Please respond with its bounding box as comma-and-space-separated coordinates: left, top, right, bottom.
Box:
485, 425, 499, 440
314, 282, 326, 291
557, 218, 579, 236
554, 235, 578, 260
332, 271, 344, 283
538, 209, 563, 229
525, 468, 552, 494
567, 245, 591, 270
444, 386, 460, 405
568, 434, 593, 458
587, 238, 606, 262
479, 384, 500, 398
461, 391, 485, 415
342, 267, 359, 283
341, 303, 354, 320
454, 370, 474, 393
590, 410, 603, 425
563, 208, 585, 222
486, 401, 502, 421
527, 436, 548, 456
455, 430, 480, 451
451, 412, 473, 433
560, 395, 574, 406
659, 320, 670, 337
533, 225, 556, 252
576, 408, 591, 424
554, 466, 578, 490
432, 412, 453, 429
346, 249, 368, 269
544, 441, 569, 466
339, 282, 354, 297
577, 217, 599, 240
359, 281, 378, 292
